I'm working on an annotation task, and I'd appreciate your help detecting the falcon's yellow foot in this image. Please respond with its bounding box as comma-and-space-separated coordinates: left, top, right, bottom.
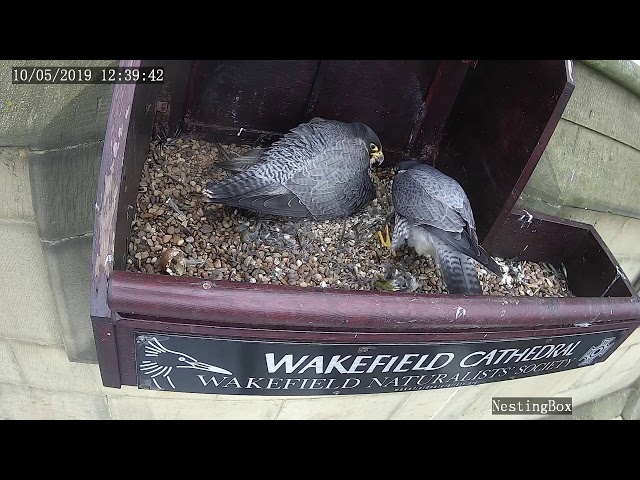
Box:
377, 224, 395, 256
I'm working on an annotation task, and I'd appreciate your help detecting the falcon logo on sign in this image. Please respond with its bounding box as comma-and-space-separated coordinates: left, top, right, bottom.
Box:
138, 337, 233, 390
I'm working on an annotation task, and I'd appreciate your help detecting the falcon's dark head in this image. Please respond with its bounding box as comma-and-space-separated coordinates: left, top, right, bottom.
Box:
353, 122, 384, 166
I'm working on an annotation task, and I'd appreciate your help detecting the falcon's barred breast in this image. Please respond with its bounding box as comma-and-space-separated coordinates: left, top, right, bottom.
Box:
203, 117, 384, 221
390, 159, 502, 295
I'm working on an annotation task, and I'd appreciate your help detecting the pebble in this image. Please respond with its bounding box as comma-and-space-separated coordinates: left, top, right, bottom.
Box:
126, 136, 574, 298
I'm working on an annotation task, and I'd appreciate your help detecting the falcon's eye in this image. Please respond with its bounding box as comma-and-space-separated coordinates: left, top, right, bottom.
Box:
178, 357, 185, 361
370, 143, 379, 152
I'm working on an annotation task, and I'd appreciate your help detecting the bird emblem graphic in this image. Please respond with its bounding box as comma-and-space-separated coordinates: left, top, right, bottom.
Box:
139, 337, 233, 390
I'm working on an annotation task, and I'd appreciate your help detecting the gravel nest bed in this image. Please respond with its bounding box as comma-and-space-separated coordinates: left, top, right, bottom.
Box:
125, 136, 574, 298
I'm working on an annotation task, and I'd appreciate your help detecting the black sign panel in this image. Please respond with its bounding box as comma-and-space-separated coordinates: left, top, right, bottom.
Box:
135, 329, 626, 396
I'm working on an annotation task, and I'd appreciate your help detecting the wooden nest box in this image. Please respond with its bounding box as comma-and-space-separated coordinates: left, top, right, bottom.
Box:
91, 60, 640, 396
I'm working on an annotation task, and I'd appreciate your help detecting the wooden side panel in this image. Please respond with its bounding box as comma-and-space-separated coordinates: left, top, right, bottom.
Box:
490, 211, 636, 298
406, 60, 470, 164
113, 69, 162, 270
567, 229, 637, 298
91, 60, 161, 388
436, 60, 574, 246
489, 210, 589, 265
92, 59, 139, 320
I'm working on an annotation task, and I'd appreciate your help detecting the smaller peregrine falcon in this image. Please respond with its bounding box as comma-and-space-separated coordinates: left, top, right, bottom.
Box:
380, 159, 503, 295
203, 117, 384, 221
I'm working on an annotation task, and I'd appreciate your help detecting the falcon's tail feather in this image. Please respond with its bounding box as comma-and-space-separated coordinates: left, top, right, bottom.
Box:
476, 244, 503, 276
434, 240, 484, 296
426, 226, 503, 277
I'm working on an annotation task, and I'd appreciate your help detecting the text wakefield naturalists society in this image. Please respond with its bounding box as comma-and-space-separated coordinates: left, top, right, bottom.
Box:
194, 337, 583, 392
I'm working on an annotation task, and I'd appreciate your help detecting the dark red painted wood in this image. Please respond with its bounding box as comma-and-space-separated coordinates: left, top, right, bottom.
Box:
305, 60, 439, 152
152, 60, 193, 138
184, 60, 440, 165
91, 60, 162, 387
113, 317, 639, 387
91, 319, 121, 388
490, 209, 636, 297
94, 59, 639, 392
91, 59, 140, 320
436, 60, 574, 246
186, 60, 321, 135
113, 72, 162, 271
108, 268, 640, 332
406, 60, 470, 164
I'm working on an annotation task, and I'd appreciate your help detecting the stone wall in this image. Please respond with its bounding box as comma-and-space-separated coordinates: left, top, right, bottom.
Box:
0, 60, 638, 419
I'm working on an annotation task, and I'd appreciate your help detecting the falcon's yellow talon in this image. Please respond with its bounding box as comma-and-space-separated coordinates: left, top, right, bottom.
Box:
378, 224, 393, 252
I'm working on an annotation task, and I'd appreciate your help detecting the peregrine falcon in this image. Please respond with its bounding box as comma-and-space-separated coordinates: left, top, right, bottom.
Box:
379, 159, 503, 295
203, 117, 384, 221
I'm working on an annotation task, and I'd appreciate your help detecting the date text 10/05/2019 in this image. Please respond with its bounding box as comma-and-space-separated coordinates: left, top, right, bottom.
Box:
11, 67, 164, 84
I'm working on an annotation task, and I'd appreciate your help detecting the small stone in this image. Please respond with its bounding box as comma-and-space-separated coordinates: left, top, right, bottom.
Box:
167, 226, 175, 235
314, 273, 323, 282
162, 235, 172, 244
299, 282, 308, 288
177, 238, 185, 246
222, 220, 232, 228
186, 236, 195, 243
214, 259, 221, 269
200, 225, 213, 234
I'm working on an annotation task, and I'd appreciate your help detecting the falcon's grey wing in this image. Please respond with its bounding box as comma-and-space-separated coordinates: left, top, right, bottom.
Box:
203, 118, 374, 219
392, 166, 476, 258
392, 164, 469, 233
285, 137, 374, 220
392, 162, 502, 277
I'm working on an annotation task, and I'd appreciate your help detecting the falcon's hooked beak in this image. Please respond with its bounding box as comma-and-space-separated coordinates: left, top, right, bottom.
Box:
370, 150, 384, 166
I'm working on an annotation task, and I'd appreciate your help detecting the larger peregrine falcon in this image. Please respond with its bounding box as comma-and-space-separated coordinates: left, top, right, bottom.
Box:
381, 159, 503, 295
203, 117, 384, 221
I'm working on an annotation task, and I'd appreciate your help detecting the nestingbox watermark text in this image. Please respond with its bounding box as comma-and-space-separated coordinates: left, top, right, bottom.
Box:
492, 397, 572, 415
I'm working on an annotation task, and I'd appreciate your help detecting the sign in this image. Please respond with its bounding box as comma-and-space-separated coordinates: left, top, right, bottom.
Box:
135, 329, 626, 396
